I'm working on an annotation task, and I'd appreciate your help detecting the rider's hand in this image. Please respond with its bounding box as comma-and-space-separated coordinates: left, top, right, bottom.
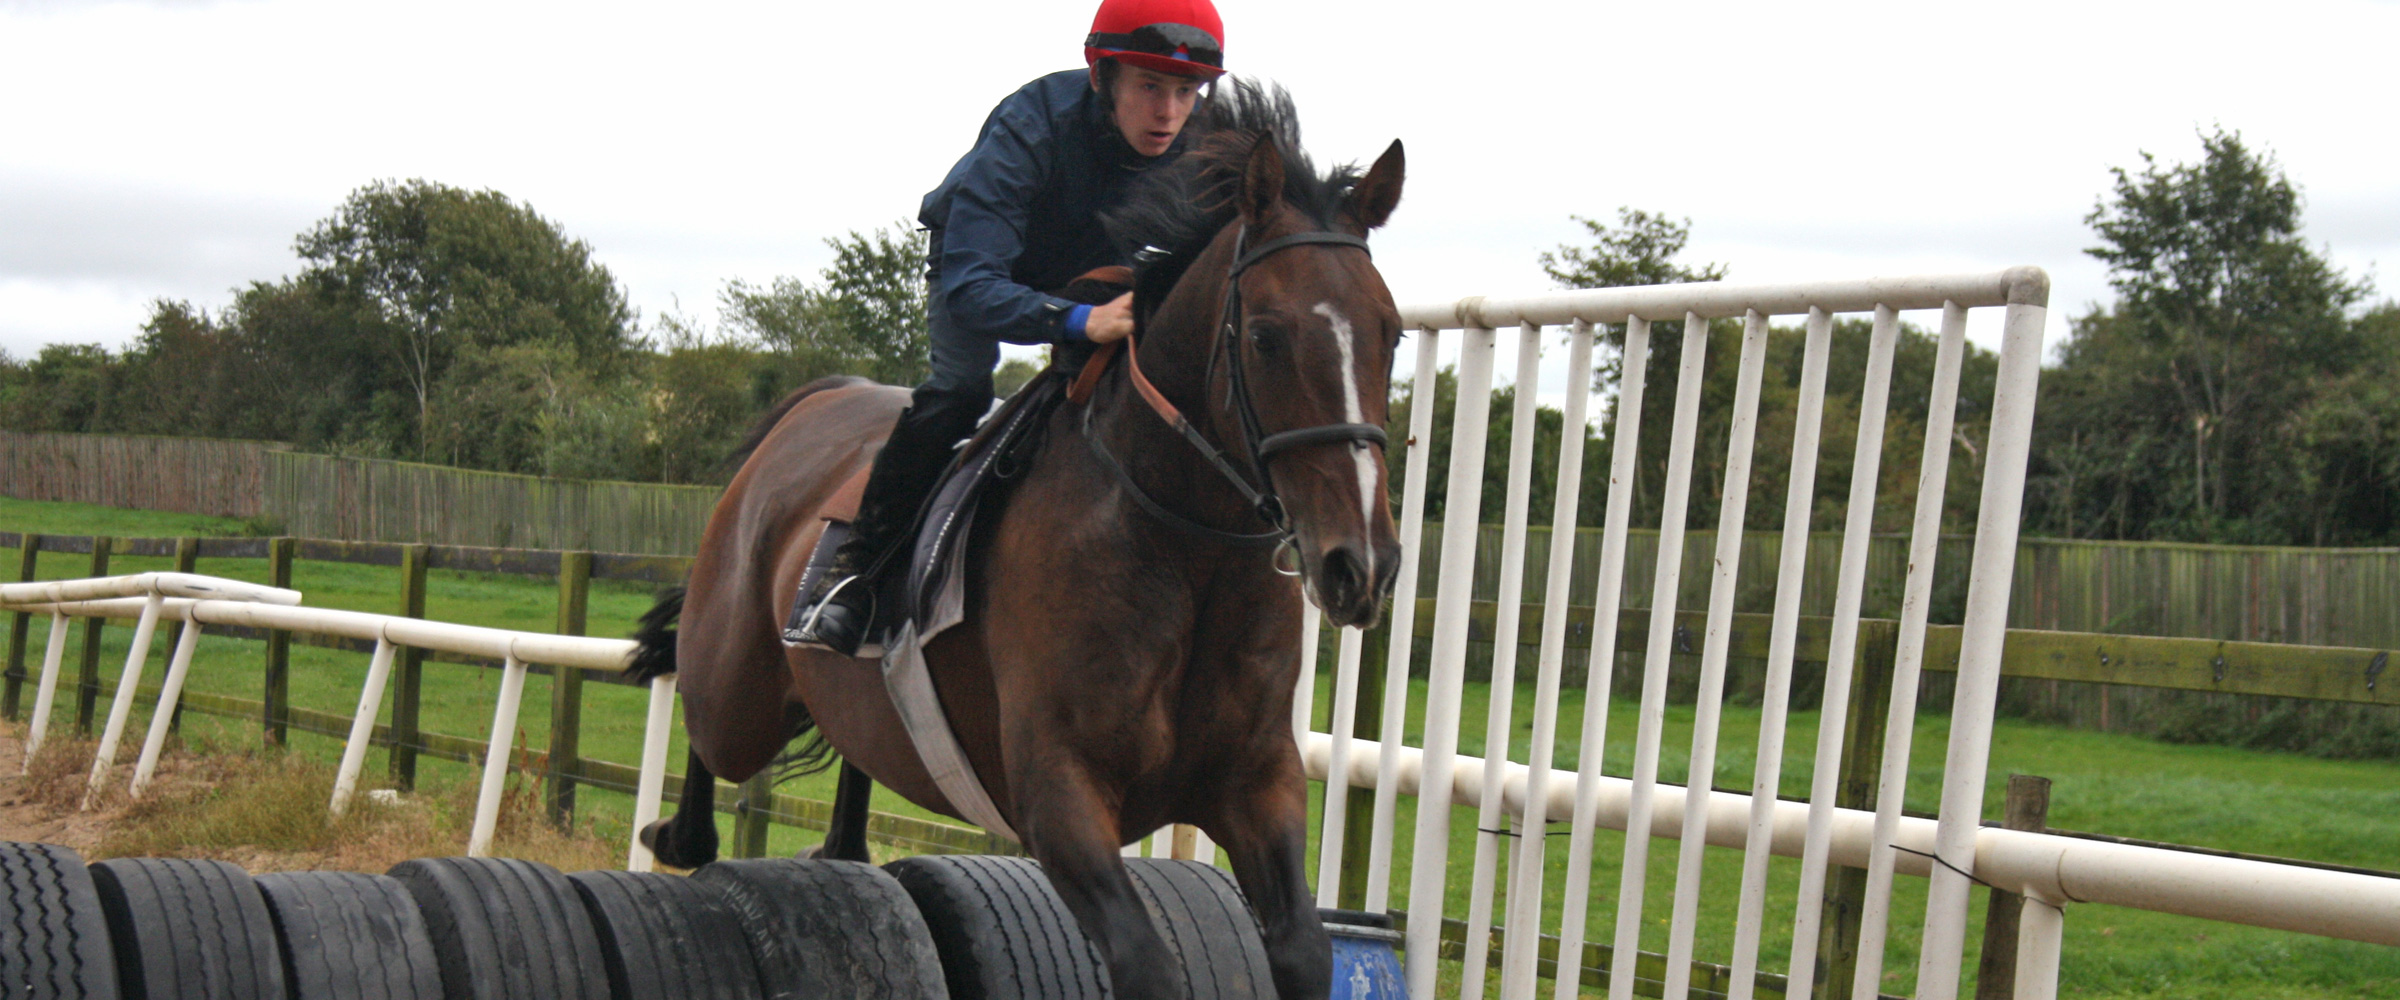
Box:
1085, 293, 1134, 344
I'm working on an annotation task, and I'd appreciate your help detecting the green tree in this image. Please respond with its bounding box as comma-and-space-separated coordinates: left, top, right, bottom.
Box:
2029, 129, 2377, 542
296, 179, 638, 456
721, 224, 930, 386
1539, 208, 1727, 291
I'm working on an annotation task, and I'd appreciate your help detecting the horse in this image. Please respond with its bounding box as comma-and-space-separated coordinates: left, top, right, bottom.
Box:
628, 82, 1406, 1000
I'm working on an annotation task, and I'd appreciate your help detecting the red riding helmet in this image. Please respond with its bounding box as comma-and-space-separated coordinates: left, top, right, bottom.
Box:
1083, 0, 1226, 79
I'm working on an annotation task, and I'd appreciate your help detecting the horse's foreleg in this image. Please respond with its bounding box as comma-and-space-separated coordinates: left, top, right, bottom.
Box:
818, 761, 875, 862
639, 747, 720, 869
1018, 767, 1188, 1000
1208, 766, 1332, 1000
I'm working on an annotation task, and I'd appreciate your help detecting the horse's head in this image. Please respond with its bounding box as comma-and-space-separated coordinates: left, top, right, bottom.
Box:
1206, 133, 1407, 628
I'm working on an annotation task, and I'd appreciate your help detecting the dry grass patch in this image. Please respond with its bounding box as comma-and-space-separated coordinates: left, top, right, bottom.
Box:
1, 720, 620, 874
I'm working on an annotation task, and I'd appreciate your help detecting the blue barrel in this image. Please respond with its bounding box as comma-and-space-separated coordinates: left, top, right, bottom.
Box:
1321, 908, 1405, 1000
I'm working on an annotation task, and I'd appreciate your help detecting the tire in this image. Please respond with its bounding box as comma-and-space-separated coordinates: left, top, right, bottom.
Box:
888, 855, 1275, 1000
566, 869, 764, 1000
386, 857, 609, 1000
87, 857, 284, 1000
0, 841, 119, 999
884, 855, 1107, 1000
691, 857, 946, 1000
254, 871, 445, 1000
1121, 858, 1274, 1000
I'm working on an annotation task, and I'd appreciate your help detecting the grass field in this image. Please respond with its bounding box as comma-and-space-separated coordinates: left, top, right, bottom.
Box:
4, 496, 2395, 998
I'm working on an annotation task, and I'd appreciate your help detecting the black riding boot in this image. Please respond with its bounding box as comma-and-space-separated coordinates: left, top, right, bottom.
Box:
789, 388, 986, 655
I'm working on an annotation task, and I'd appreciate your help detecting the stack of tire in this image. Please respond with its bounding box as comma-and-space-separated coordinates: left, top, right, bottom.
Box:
0, 840, 1273, 999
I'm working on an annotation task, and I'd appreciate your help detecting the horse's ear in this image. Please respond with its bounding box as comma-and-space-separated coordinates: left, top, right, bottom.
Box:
1346, 139, 1405, 231
1240, 134, 1285, 227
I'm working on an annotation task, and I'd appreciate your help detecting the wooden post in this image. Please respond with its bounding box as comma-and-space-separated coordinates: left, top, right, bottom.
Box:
166, 538, 198, 734
547, 551, 590, 830
1337, 617, 1390, 909
74, 537, 112, 734
262, 537, 294, 745
390, 544, 429, 790
1817, 618, 1897, 999
733, 772, 775, 858
1975, 775, 2052, 1000
3, 534, 38, 721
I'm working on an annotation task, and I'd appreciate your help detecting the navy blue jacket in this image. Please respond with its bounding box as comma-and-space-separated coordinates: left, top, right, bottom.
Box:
918, 69, 1185, 346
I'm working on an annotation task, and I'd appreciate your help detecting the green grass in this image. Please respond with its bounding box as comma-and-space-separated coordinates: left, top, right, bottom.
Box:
6, 498, 2396, 998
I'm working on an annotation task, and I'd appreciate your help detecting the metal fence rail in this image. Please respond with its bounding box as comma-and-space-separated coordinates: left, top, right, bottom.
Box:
1293, 268, 2400, 1000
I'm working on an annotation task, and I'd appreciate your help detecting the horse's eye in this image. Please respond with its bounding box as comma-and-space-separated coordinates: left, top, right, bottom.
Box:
1247, 322, 1283, 355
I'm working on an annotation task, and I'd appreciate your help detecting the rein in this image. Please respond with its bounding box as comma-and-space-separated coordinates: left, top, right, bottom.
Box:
1078, 225, 1388, 550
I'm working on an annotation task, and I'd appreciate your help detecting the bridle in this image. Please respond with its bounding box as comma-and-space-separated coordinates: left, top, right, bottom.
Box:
1081, 224, 1389, 555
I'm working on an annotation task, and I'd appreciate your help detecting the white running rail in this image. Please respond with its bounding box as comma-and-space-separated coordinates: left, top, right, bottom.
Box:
0, 572, 673, 866
1293, 268, 2400, 1000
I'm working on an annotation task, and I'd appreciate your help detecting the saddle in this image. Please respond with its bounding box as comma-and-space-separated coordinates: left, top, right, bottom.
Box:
781, 267, 1128, 655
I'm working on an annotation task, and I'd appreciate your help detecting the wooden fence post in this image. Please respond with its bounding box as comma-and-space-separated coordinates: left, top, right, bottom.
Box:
1817, 618, 1897, 999
390, 544, 429, 790
734, 773, 775, 858
3, 534, 38, 721
547, 551, 590, 830
262, 537, 294, 745
1975, 775, 2052, 1000
74, 536, 112, 734
1337, 618, 1390, 910
166, 538, 198, 734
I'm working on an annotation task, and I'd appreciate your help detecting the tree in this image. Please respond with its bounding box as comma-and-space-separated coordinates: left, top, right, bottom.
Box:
721, 224, 930, 387
2026, 129, 2380, 542
1539, 208, 1727, 291
2082, 129, 2367, 524
296, 179, 638, 456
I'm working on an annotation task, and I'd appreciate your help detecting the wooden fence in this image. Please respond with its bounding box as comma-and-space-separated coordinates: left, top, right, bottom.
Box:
264, 452, 721, 555
0, 431, 281, 518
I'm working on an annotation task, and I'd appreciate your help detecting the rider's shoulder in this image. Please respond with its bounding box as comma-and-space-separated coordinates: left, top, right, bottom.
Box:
988, 69, 1097, 131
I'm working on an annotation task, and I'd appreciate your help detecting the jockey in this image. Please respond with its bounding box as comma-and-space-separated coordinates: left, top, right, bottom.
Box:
791, 0, 1227, 655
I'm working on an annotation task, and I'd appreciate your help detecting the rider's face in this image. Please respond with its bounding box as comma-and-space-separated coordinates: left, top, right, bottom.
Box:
1102, 64, 1202, 158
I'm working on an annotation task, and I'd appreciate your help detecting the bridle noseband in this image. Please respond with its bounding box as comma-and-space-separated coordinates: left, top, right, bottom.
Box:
1082, 224, 1389, 553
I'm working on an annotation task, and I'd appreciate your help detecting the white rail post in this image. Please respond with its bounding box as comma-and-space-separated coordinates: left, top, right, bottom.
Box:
1365, 325, 1442, 912
1664, 310, 1771, 1000
1460, 322, 1545, 998
1789, 305, 1907, 997
468, 653, 532, 857
2013, 897, 2065, 1000
330, 637, 400, 817
1608, 312, 1712, 1000
1851, 303, 1970, 998
1403, 324, 1498, 1000
22, 611, 70, 772
1727, 307, 1834, 999
1315, 623, 1365, 906
1499, 318, 1595, 999
1552, 315, 1651, 1000
83, 591, 165, 809
628, 674, 678, 871
1914, 290, 2049, 999
1294, 603, 1323, 750
129, 606, 204, 798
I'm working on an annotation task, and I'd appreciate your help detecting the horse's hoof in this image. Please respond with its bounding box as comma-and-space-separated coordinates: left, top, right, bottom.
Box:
641, 817, 718, 869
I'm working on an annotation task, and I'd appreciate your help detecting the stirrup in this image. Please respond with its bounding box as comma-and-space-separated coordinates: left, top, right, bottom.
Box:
783, 575, 881, 657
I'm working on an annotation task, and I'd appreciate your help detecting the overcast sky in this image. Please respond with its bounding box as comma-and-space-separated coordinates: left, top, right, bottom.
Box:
4, 0, 2395, 397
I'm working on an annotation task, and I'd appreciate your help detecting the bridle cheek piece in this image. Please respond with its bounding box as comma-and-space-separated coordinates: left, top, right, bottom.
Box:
1082, 225, 1387, 556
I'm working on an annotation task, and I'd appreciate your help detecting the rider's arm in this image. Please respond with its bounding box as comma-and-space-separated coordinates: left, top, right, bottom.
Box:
929, 104, 1092, 346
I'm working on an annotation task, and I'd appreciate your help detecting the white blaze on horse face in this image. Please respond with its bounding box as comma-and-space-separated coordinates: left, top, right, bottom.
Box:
1313, 301, 1380, 577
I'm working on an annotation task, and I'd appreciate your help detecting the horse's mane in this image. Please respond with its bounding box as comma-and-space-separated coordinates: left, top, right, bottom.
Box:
1103, 78, 1365, 317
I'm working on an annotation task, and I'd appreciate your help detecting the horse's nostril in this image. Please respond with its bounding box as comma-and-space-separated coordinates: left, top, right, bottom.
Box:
1322, 548, 1367, 602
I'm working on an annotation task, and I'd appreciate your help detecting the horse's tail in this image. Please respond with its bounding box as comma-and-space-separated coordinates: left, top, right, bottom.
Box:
625, 587, 684, 684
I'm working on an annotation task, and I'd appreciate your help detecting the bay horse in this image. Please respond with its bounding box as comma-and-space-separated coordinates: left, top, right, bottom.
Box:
630, 82, 1405, 1000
